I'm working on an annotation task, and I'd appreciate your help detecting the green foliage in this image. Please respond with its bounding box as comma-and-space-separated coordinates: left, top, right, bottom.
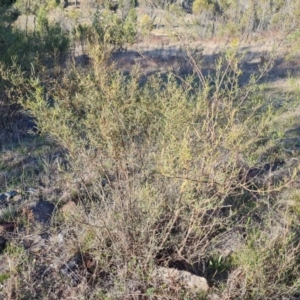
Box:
17, 45, 299, 297
22, 43, 294, 206
123, 8, 137, 43
47, 0, 61, 9
91, 6, 137, 50
0, 0, 15, 7
208, 254, 231, 274
232, 228, 300, 298
36, 6, 49, 33
0, 274, 9, 284
14, 0, 40, 15
191, 0, 300, 37
193, 0, 214, 14
168, 3, 185, 16
140, 14, 154, 35
0, 8, 69, 69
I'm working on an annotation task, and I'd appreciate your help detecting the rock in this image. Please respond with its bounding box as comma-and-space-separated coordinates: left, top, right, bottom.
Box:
208, 229, 244, 257
60, 254, 83, 286
26, 188, 37, 194
152, 266, 209, 293
0, 190, 18, 200
0, 190, 19, 203
50, 232, 64, 244
23, 201, 55, 224
60, 253, 96, 287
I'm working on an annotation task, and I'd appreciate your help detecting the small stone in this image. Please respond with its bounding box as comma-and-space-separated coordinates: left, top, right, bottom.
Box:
152, 266, 209, 293
4, 190, 18, 199
26, 188, 37, 194
57, 233, 64, 244
60, 254, 82, 286
50, 232, 64, 244
0, 190, 19, 204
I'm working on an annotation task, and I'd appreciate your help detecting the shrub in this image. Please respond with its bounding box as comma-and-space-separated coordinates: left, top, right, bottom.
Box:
140, 14, 154, 35
91, 7, 137, 50
16, 40, 299, 298
0, 0, 15, 7
2, 4, 300, 299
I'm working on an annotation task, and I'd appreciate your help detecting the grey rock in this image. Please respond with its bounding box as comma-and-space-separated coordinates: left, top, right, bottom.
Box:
26, 188, 37, 194
60, 255, 82, 286
152, 266, 209, 293
4, 190, 18, 198
208, 229, 244, 257
0, 190, 18, 203
56, 232, 64, 244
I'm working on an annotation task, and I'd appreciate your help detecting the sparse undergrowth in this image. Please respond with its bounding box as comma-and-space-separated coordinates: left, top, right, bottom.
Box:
1, 2, 300, 300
